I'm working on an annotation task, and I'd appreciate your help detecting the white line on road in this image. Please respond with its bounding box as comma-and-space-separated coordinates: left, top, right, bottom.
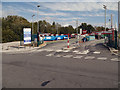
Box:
62, 50, 70, 52
73, 50, 79, 53
93, 51, 101, 54
63, 55, 73, 58
76, 50, 89, 55
73, 56, 83, 59
56, 50, 63, 52
111, 58, 119, 61
46, 53, 54, 56
55, 55, 63, 57
97, 57, 107, 60
85, 56, 95, 59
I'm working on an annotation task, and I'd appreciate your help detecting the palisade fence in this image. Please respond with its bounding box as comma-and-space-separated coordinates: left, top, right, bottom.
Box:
20, 34, 44, 47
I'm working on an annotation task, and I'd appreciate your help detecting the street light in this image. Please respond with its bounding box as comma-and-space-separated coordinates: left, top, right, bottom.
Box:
76, 19, 79, 45
37, 5, 40, 33
32, 14, 35, 35
56, 23, 59, 34
103, 5, 107, 31
37, 5, 40, 47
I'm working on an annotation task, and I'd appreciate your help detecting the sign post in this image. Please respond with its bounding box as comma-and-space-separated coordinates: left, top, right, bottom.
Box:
23, 28, 31, 45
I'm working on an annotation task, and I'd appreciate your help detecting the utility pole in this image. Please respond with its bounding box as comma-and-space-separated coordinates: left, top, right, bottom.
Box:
32, 14, 35, 35
111, 14, 113, 29
103, 5, 107, 31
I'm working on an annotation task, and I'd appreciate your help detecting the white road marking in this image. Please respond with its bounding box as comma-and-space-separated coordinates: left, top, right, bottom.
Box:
56, 50, 63, 52
76, 50, 89, 54
63, 50, 70, 52
111, 58, 119, 61
93, 51, 101, 54
73, 50, 79, 53
63, 55, 73, 58
73, 56, 83, 59
97, 57, 107, 60
55, 55, 63, 57
46, 53, 54, 56
85, 56, 95, 59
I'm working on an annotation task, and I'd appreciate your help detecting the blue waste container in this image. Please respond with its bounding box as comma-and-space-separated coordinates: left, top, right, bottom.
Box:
44, 36, 56, 41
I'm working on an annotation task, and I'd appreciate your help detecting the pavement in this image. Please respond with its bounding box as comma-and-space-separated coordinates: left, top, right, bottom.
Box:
1, 41, 47, 53
2, 39, 119, 88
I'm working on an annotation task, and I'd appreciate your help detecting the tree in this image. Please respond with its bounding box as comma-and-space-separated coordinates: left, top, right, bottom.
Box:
87, 24, 95, 33
2, 15, 31, 42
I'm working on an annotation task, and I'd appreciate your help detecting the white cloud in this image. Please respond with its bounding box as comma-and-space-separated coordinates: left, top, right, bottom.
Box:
43, 2, 118, 12
2, 0, 120, 2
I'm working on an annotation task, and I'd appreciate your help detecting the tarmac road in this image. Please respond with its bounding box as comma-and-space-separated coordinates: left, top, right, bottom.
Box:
2, 39, 118, 88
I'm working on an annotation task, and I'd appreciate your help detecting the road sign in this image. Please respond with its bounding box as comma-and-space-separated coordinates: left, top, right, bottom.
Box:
23, 28, 31, 44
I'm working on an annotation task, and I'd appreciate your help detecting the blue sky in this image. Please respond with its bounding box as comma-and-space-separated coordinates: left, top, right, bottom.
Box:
1, 2, 118, 28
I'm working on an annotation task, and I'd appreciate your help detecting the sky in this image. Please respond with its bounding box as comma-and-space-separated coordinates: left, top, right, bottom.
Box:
1, 1, 119, 28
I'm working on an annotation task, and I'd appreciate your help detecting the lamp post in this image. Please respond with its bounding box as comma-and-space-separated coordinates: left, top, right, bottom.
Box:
56, 23, 59, 34
32, 14, 35, 35
37, 5, 40, 47
103, 5, 107, 31
76, 19, 79, 45
37, 5, 40, 33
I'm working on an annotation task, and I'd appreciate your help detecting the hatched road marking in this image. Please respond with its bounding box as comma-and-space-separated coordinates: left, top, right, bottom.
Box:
46, 53, 55, 56
63, 50, 70, 52
93, 51, 101, 54
76, 50, 89, 55
55, 55, 63, 57
63, 55, 73, 58
56, 50, 63, 52
97, 57, 107, 60
73, 56, 83, 59
111, 58, 119, 61
85, 56, 95, 59
73, 50, 79, 53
